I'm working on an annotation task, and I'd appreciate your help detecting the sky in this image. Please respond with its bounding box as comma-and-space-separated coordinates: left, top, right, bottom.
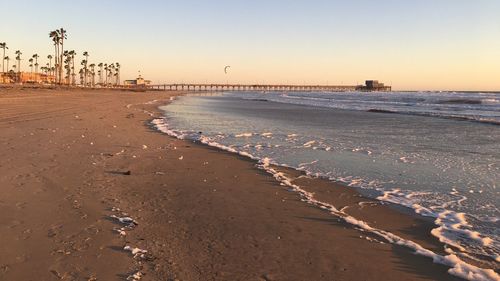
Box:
1, 0, 499, 91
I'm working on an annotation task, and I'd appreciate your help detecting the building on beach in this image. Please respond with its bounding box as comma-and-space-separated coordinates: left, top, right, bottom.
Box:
0, 72, 56, 84
356, 80, 391, 91
124, 75, 151, 87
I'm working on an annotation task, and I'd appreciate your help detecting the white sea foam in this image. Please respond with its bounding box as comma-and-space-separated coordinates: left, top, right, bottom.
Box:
433, 211, 494, 248
352, 147, 373, 155
482, 98, 499, 104
257, 158, 499, 281
235, 133, 253, 138
399, 157, 411, 163
298, 160, 319, 168
303, 140, 316, 147
151, 117, 500, 281
378, 188, 499, 263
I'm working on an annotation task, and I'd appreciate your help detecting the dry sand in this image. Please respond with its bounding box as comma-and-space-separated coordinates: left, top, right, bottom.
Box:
0, 88, 463, 280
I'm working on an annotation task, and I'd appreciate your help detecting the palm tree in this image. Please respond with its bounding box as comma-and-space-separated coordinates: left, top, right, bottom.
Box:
115, 63, 121, 86
12, 64, 17, 81
28, 58, 34, 81
14, 50, 22, 83
62, 51, 67, 84
47, 55, 53, 76
68, 50, 76, 85
89, 63, 96, 87
64, 63, 70, 84
50, 66, 55, 79
64, 51, 73, 85
0, 42, 7, 73
78, 68, 84, 85
58, 28, 67, 84
32, 54, 39, 74
41, 66, 48, 83
15, 50, 22, 73
49, 30, 59, 83
80, 60, 87, 86
4, 56, 10, 72
97, 63, 103, 85
108, 63, 114, 86
104, 63, 108, 86
82, 51, 89, 86
49, 28, 67, 84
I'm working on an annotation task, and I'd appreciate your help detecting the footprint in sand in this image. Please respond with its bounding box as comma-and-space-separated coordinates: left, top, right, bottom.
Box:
21, 228, 32, 240
8, 220, 24, 229
0, 264, 10, 273
15, 202, 27, 209
15, 254, 30, 263
47, 225, 63, 238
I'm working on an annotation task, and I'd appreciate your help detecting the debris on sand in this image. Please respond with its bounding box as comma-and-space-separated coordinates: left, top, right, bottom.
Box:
126, 271, 143, 280
108, 170, 131, 175
110, 215, 138, 227
115, 227, 127, 236
124, 246, 147, 259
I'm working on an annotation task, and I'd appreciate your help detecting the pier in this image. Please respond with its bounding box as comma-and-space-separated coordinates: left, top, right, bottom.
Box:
148, 83, 358, 92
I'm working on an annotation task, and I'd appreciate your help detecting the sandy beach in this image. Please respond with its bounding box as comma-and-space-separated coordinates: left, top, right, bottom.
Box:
0, 88, 466, 281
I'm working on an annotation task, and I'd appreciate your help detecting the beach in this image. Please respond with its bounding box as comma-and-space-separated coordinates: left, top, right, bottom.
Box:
0, 88, 483, 280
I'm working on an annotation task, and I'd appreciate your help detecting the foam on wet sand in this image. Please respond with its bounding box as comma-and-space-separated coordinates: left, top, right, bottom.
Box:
152, 116, 500, 281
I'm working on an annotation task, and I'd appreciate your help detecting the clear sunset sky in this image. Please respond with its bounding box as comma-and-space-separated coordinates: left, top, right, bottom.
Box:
1, 0, 499, 91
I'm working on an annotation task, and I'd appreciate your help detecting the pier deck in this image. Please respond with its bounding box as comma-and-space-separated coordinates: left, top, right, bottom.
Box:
149, 83, 358, 92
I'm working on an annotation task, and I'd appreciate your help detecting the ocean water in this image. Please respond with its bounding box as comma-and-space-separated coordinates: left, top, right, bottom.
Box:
154, 91, 499, 279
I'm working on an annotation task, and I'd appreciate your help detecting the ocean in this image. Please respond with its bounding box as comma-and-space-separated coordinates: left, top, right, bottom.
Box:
153, 90, 499, 278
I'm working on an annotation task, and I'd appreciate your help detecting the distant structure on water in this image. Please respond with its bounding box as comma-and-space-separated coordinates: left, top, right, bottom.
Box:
356, 80, 391, 91
148, 79, 391, 92
124, 74, 151, 88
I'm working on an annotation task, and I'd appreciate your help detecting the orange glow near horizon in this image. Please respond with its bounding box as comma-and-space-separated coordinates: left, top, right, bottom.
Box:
1, 0, 500, 91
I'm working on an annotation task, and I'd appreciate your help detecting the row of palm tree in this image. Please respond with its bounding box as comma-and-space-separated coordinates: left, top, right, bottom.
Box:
1, 28, 122, 86
1, 43, 25, 82
47, 28, 121, 86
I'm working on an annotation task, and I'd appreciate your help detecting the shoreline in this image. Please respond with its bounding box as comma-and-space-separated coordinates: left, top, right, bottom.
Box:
151, 98, 499, 279
0, 88, 490, 280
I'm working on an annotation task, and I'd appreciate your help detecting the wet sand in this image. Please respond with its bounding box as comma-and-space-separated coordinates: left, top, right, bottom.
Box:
0, 88, 463, 280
